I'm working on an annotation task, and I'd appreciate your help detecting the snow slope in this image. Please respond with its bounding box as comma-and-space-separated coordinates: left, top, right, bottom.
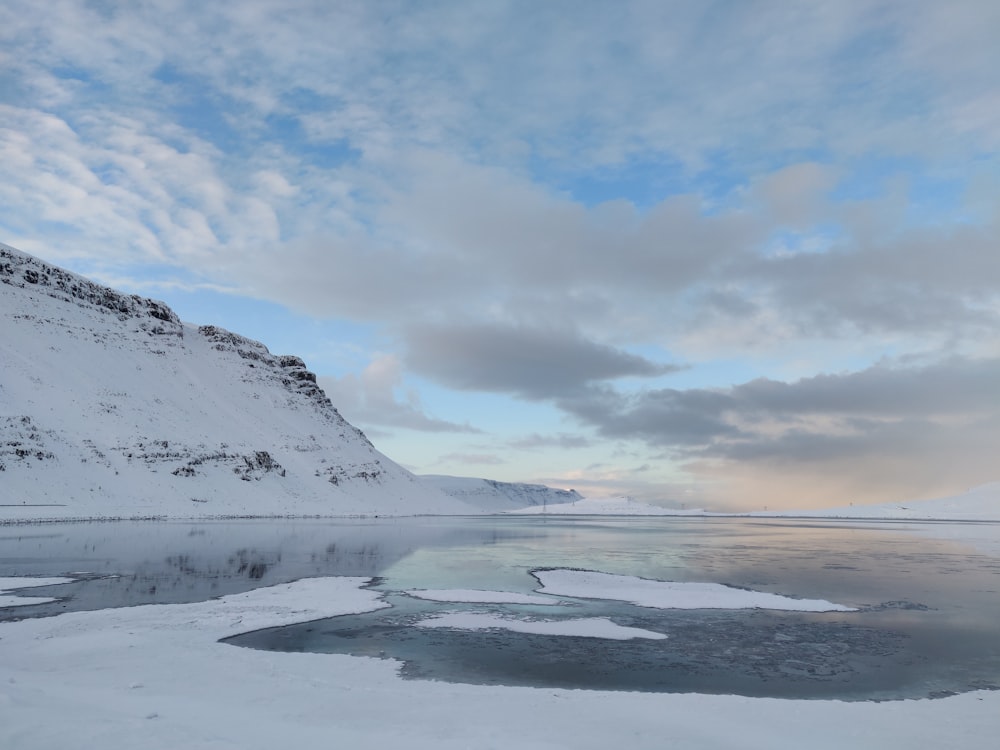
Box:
512, 493, 688, 515
421, 474, 582, 511
784, 482, 1000, 522
1, 242, 473, 519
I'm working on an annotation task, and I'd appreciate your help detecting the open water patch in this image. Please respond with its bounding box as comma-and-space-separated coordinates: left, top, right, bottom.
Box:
4, 516, 999, 700
224, 570, 986, 701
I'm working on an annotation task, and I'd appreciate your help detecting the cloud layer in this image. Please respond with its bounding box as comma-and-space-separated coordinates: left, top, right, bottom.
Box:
1, 1, 998, 507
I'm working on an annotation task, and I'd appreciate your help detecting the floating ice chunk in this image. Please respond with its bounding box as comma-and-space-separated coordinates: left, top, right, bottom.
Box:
405, 589, 561, 605
0, 576, 75, 607
533, 569, 856, 612
415, 612, 667, 640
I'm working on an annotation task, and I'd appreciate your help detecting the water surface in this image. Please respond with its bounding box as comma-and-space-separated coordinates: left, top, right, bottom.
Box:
2, 516, 998, 700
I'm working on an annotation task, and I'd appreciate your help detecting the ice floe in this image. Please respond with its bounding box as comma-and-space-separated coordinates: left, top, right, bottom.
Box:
0, 576, 75, 607
415, 612, 667, 640
533, 569, 856, 612
405, 588, 560, 605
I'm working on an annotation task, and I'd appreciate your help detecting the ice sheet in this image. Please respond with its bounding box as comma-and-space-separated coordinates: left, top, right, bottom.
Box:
534, 569, 857, 611
415, 612, 667, 640
0, 576, 75, 607
405, 588, 560, 605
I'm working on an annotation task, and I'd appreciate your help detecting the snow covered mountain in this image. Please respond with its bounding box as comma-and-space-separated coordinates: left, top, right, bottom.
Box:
786, 482, 1000, 522
420, 475, 582, 512
1, 242, 481, 520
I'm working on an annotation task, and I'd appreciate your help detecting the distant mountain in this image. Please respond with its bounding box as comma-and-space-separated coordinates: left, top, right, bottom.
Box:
511, 494, 684, 515
1, 242, 484, 520
420, 475, 582, 512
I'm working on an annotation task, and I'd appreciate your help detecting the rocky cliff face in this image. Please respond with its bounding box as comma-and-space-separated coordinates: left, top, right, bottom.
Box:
1, 247, 181, 331
1, 242, 473, 520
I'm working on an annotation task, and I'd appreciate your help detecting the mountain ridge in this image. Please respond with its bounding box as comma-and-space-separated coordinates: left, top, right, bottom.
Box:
1, 242, 475, 519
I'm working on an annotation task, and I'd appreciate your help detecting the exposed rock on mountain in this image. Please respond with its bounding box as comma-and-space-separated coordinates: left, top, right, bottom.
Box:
1, 242, 476, 520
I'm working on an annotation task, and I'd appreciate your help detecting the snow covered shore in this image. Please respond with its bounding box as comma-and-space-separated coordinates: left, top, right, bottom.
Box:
511, 483, 1000, 521
511, 494, 693, 515
774, 482, 1000, 522
2, 576, 998, 749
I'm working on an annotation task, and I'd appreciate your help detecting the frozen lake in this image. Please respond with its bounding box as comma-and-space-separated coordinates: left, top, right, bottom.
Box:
2, 516, 999, 700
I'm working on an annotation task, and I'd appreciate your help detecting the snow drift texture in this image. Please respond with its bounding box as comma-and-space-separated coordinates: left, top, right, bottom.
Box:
1, 242, 573, 519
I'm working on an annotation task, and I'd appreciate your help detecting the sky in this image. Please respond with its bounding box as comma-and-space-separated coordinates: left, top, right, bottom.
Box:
1, 0, 998, 511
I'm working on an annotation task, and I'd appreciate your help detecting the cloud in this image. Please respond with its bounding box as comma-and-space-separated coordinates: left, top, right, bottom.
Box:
559, 385, 742, 447
559, 356, 1000, 506
4, 1, 999, 176
507, 433, 594, 451
433, 453, 506, 467
318, 355, 478, 434
2, 0, 1000, 509
0, 104, 284, 272
734, 357, 1000, 417
565, 356, 1000, 450
745, 219, 1000, 341
403, 322, 681, 399
219, 150, 999, 370
749, 162, 841, 229
4, 2, 998, 361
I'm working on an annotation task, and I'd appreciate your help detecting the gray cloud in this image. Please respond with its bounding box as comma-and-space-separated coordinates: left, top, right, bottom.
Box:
566, 357, 1000, 449
734, 357, 1000, 417
403, 322, 681, 399
558, 356, 1000, 505
507, 433, 594, 451
221, 156, 1000, 362
318, 356, 479, 434
741, 219, 1000, 339
559, 386, 742, 446
3, 1, 999, 362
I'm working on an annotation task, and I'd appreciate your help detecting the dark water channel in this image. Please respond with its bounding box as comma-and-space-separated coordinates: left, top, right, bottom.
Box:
2, 516, 999, 700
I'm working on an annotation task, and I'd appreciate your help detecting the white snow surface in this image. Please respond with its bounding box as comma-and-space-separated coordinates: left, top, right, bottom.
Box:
415, 612, 667, 640
513, 484, 1000, 521
421, 474, 582, 511
406, 588, 560, 605
2, 574, 997, 750
534, 569, 857, 612
512, 494, 699, 515
0, 242, 479, 519
0, 576, 75, 607
779, 481, 1000, 521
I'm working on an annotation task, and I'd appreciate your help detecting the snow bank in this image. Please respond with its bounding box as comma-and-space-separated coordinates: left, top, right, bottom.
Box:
1, 576, 997, 749
415, 612, 667, 640
534, 569, 856, 612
